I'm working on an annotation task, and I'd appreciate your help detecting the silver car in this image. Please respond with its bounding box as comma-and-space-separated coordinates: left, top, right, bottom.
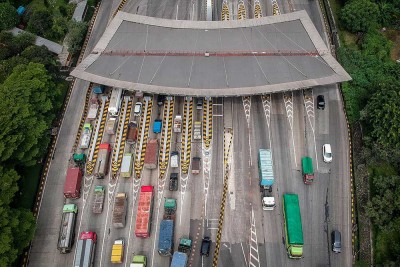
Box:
323, 144, 332, 163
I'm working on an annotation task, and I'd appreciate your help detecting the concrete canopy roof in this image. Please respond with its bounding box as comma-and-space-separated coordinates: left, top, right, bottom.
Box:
71, 11, 351, 96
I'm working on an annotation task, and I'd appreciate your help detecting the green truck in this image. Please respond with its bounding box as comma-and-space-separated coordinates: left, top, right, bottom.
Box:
301, 157, 314, 184
283, 194, 304, 259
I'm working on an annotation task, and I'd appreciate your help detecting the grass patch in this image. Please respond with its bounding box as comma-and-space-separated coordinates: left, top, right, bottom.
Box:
383, 29, 400, 61
328, 0, 341, 23
14, 164, 43, 210
354, 260, 369, 267
369, 163, 397, 177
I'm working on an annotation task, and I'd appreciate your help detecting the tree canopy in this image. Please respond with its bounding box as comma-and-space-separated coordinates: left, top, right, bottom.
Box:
0, 2, 18, 31
341, 0, 380, 32
65, 20, 88, 55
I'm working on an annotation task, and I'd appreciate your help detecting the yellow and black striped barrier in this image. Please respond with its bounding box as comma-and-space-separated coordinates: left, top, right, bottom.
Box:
222, 3, 230, 21
212, 129, 233, 267
73, 83, 93, 152
181, 99, 193, 174
134, 99, 153, 178
203, 99, 213, 149
238, 2, 246, 20
159, 98, 174, 179
86, 98, 109, 175
254, 2, 262, 19
112, 0, 127, 18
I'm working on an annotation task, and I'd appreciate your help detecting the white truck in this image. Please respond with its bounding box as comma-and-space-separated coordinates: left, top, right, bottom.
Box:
170, 152, 179, 168
87, 97, 99, 120
173, 115, 182, 133
106, 117, 118, 135
109, 88, 123, 116
80, 123, 92, 149
193, 121, 201, 140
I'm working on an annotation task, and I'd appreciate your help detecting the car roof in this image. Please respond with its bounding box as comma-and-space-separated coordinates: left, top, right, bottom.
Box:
324, 144, 331, 153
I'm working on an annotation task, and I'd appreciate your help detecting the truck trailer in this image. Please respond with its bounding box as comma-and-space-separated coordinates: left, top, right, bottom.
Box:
120, 153, 133, 178
283, 194, 304, 258
170, 237, 192, 267
158, 220, 174, 256
80, 123, 92, 149
57, 204, 77, 253
258, 149, 276, 210
111, 239, 124, 263
106, 117, 118, 135
94, 143, 111, 178
301, 157, 315, 184
126, 122, 138, 143
73, 231, 97, 267
170, 152, 179, 168
64, 167, 83, 199
144, 139, 159, 169
191, 157, 200, 174
135, 186, 154, 238
87, 97, 99, 120
92, 186, 105, 214
112, 193, 127, 228
109, 88, 123, 116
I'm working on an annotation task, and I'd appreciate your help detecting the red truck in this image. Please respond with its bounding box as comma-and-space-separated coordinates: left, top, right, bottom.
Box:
135, 186, 154, 238
64, 167, 82, 199
144, 139, 159, 169
126, 122, 138, 143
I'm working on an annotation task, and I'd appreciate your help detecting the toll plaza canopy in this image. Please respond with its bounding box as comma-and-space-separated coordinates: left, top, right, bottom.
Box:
71, 11, 351, 96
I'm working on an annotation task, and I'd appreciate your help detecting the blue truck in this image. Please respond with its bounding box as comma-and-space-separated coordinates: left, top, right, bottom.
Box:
170, 237, 192, 267
259, 149, 276, 210
157, 220, 174, 256
92, 85, 105, 94
153, 119, 162, 134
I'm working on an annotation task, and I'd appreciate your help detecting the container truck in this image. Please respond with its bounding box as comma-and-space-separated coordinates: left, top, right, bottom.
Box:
112, 193, 127, 228
87, 97, 99, 120
163, 198, 176, 220
92, 186, 105, 214
258, 149, 276, 210
93, 85, 105, 94
127, 122, 138, 143
301, 157, 314, 184
193, 121, 201, 140
130, 255, 147, 267
64, 167, 82, 199
121, 153, 133, 178
153, 119, 162, 133
283, 194, 304, 258
191, 157, 200, 174
94, 143, 111, 178
106, 117, 118, 135
73, 231, 97, 267
135, 186, 154, 238
79, 123, 92, 149
109, 88, 123, 116
158, 220, 174, 256
173, 115, 182, 133
170, 152, 179, 168
111, 239, 124, 263
144, 139, 158, 169
171, 237, 192, 267
57, 204, 77, 253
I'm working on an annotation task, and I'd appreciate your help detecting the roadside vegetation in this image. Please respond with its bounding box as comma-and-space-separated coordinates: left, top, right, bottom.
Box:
332, 0, 400, 265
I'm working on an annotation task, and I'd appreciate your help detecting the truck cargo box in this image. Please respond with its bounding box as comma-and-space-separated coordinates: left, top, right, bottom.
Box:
171, 252, 188, 267
126, 122, 138, 143
112, 193, 127, 228
106, 117, 118, 135
158, 220, 174, 256
170, 152, 179, 168
64, 167, 83, 199
79, 123, 92, 149
193, 121, 201, 140
111, 239, 124, 263
109, 88, 123, 116
74, 231, 97, 267
191, 157, 201, 174
144, 139, 159, 169
173, 115, 182, 133
94, 143, 111, 178
120, 153, 133, 178
92, 186, 105, 214
57, 204, 77, 253
135, 186, 154, 238
87, 97, 99, 120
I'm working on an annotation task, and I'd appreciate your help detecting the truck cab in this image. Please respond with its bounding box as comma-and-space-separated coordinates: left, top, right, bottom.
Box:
170, 152, 179, 168
169, 173, 178, 191
153, 119, 162, 133
130, 255, 147, 267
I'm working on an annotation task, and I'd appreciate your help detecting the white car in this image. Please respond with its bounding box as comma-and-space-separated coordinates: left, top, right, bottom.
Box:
323, 144, 332, 163
134, 102, 142, 116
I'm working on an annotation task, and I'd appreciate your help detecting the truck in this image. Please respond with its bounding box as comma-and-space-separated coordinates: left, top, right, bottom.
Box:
135, 186, 154, 238
153, 119, 162, 134
163, 198, 177, 220
170, 237, 192, 267
173, 115, 182, 133
111, 239, 124, 263
169, 173, 178, 191
112, 193, 127, 228
170, 151, 179, 168
92, 85, 105, 94
258, 149, 276, 210
106, 117, 118, 135
130, 255, 147, 267
94, 143, 111, 178
283, 194, 304, 259
109, 87, 123, 116
144, 139, 158, 169
158, 220, 174, 256
193, 121, 201, 140
301, 157, 314, 184
57, 204, 78, 253
64, 167, 83, 199
87, 97, 99, 120
73, 153, 86, 165
121, 153, 133, 178
126, 122, 138, 143
73, 231, 97, 267
92, 186, 105, 214
191, 157, 201, 174
79, 123, 92, 149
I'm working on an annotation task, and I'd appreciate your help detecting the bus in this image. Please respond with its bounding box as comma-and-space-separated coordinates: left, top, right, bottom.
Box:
283, 194, 304, 258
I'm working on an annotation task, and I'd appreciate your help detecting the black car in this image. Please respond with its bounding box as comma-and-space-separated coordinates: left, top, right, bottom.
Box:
157, 95, 165, 106
200, 237, 211, 257
169, 173, 178, 191
317, 95, 325, 110
331, 230, 341, 253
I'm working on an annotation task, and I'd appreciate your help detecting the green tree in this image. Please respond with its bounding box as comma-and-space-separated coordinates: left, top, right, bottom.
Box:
341, 0, 380, 32
375, 217, 400, 265
21, 45, 61, 76
361, 86, 400, 149
65, 20, 88, 55
0, 62, 58, 165
51, 15, 69, 40
0, 31, 35, 60
27, 9, 52, 37
0, 2, 18, 31
366, 175, 400, 228
361, 31, 392, 61
0, 166, 19, 206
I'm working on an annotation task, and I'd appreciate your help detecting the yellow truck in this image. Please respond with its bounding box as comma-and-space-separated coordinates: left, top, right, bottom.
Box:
111, 239, 124, 263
